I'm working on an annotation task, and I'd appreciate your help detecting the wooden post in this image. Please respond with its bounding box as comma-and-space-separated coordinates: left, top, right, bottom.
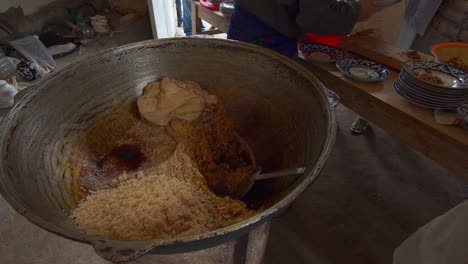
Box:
191, 0, 202, 35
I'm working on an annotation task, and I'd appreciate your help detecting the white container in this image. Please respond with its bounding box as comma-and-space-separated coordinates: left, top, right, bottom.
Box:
90, 15, 111, 33
0, 78, 18, 108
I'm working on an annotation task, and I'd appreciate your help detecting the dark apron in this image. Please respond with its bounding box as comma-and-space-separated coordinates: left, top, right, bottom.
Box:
227, 6, 297, 58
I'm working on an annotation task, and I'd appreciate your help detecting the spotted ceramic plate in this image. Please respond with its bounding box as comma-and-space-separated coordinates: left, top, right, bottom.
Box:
336, 58, 389, 82
298, 43, 345, 63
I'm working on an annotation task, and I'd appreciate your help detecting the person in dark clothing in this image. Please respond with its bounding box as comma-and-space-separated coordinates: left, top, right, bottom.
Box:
228, 0, 383, 57
228, 7, 298, 57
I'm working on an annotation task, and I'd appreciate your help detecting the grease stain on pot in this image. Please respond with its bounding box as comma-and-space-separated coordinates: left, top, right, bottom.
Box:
109, 144, 146, 171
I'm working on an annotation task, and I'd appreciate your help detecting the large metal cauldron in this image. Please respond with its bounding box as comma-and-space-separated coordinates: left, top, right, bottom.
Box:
0, 39, 335, 262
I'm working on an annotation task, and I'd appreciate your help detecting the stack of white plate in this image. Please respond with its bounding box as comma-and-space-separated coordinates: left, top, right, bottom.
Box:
394, 61, 468, 109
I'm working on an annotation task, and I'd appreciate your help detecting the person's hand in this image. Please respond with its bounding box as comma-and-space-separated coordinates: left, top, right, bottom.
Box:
358, 0, 385, 21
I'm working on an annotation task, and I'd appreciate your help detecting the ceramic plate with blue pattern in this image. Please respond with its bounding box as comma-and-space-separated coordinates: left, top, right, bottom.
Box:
336, 58, 389, 82
298, 43, 345, 63
403, 60, 468, 89
394, 81, 460, 109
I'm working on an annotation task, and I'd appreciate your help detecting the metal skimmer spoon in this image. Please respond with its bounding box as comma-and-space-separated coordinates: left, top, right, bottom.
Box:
231, 167, 306, 199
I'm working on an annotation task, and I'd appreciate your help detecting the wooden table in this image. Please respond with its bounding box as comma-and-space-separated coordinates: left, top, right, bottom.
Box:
298, 60, 468, 178
191, 0, 230, 35
189, 1, 468, 178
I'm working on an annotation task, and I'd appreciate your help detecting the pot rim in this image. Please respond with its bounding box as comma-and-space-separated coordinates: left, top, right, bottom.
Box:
0, 38, 336, 260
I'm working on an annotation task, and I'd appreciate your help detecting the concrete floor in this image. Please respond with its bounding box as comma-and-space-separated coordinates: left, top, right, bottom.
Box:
265, 106, 468, 264
1, 104, 467, 264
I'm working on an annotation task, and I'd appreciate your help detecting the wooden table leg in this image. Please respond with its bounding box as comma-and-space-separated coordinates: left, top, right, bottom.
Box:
191, 1, 202, 35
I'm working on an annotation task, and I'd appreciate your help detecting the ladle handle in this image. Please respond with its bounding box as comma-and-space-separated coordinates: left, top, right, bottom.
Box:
254, 167, 306, 181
